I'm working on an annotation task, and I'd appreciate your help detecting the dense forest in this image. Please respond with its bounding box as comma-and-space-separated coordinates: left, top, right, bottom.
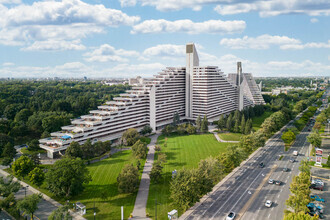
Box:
255, 77, 323, 91
0, 80, 130, 156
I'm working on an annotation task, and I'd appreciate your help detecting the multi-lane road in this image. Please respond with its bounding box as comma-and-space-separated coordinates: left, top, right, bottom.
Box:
181, 111, 320, 220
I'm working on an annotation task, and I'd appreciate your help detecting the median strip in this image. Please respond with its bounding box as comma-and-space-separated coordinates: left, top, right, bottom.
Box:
237, 164, 278, 220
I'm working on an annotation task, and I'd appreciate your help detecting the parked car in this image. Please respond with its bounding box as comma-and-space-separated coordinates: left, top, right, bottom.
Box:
226, 211, 236, 220
275, 180, 282, 185
265, 200, 272, 208
268, 179, 274, 184
289, 158, 295, 163
282, 167, 289, 172
310, 184, 324, 191
312, 179, 324, 186
310, 195, 325, 202
259, 162, 264, 168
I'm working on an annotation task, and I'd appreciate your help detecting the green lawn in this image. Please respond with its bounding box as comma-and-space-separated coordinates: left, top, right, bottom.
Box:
146, 134, 235, 219
71, 150, 145, 219
218, 132, 242, 141
252, 111, 273, 131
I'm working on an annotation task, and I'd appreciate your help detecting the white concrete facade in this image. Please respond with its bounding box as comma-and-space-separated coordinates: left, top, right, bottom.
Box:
39, 43, 264, 158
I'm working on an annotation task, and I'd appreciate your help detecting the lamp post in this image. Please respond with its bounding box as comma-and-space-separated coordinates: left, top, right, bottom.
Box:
24, 185, 29, 197
93, 201, 96, 220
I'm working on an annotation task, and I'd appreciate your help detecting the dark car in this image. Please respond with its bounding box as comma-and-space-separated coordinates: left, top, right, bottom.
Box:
289, 158, 295, 163
282, 167, 289, 172
310, 184, 324, 191
259, 162, 264, 168
275, 180, 281, 185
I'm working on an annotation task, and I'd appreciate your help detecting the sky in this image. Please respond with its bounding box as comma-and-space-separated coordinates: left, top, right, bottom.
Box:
0, 0, 329, 78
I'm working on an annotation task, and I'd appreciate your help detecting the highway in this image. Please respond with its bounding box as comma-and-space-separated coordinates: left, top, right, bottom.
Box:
181, 114, 317, 220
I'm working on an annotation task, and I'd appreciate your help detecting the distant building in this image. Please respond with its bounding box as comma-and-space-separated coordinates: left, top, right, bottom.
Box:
39, 43, 265, 158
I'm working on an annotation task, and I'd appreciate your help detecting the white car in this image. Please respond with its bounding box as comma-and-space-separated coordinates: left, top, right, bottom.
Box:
312, 179, 324, 186
268, 179, 274, 184
226, 211, 236, 220
265, 200, 272, 208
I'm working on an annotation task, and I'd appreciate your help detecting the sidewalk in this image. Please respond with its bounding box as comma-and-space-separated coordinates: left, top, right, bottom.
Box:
210, 131, 239, 143
0, 168, 85, 220
131, 133, 160, 219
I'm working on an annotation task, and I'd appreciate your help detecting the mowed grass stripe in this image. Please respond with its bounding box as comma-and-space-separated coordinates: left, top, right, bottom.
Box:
71, 150, 142, 220
146, 133, 235, 219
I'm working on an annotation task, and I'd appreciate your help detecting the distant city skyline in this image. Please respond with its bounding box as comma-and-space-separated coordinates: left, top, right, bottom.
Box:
0, 0, 329, 78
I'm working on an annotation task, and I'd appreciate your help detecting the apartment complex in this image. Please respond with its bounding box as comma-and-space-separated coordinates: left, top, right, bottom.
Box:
39, 43, 265, 158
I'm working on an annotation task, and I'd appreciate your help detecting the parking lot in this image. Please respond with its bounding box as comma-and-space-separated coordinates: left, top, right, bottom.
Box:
311, 167, 329, 219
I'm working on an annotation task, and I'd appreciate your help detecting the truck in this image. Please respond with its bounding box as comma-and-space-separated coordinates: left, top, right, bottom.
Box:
293, 151, 298, 156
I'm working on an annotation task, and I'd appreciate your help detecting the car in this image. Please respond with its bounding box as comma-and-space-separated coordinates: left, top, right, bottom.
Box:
268, 179, 274, 184
289, 158, 295, 163
308, 129, 311, 131
310, 195, 325, 202
265, 200, 272, 208
259, 162, 264, 168
275, 180, 281, 185
312, 179, 324, 186
282, 167, 289, 172
310, 184, 324, 191
226, 211, 236, 220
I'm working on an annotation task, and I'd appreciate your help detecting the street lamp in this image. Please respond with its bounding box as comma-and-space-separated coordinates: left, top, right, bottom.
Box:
24, 185, 29, 197
94, 201, 96, 220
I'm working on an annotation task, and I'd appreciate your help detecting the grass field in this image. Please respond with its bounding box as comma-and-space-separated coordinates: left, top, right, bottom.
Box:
252, 111, 273, 131
146, 133, 235, 219
218, 132, 242, 141
70, 150, 145, 220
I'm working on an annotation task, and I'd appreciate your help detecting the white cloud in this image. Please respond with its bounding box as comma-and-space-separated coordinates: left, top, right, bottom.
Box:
83, 44, 140, 62
2, 62, 14, 66
0, 0, 21, 4
214, 1, 330, 17
120, 0, 137, 7
280, 40, 330, 50
310, 18, 319, 23
131, 19, 246, 34
21, 40, 86, 51
220, 34, 301, 49
0, 0, 140, 49
143, 44, 185, 57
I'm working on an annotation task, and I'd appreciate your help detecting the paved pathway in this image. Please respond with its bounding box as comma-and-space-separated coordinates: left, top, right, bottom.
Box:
131, 134, 159, 219
0, 168, 85, 220
211, 131, 239, 143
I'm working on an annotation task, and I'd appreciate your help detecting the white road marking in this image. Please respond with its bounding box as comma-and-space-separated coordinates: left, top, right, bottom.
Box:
277, 194, 280, 198
268, 213, 271, 218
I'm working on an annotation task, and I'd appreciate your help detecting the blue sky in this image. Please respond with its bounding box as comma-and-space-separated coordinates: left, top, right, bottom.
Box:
0, 0, 329, 78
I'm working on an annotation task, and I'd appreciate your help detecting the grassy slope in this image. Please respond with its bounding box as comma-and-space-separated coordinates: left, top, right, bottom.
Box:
252, 111, 273, 131
218, 132, 242, 141
146, 134, 235, 219
70, 150, 145, 220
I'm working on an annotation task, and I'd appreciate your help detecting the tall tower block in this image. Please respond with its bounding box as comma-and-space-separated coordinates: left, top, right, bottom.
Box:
186, 43, 199, 118
237, 62, 244, 110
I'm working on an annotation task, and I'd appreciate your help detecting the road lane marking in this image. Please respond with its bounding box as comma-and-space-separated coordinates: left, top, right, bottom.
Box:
268, 213, 271, 218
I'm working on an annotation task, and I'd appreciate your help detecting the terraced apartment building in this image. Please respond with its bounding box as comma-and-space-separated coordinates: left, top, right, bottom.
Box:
39, 43, 264, 158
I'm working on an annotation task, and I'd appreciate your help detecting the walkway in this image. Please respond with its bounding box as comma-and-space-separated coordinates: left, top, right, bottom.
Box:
0, 168, 85, 220
131, 133, 160, 219
211, 131, 239, 143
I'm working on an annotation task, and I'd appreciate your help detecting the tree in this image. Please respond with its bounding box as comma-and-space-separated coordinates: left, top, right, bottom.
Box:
117, 164, 139, 193
28, 167, 45, 187
173, 112, 180, 127
195, 115, 202, 132
170, 168, 203, 212
17, 193, 42, 220
45, 158, 91, 197
12, 155, 35, 177
240, 115, 246, 134
65, 141, 83, 158
307, 132, 322, 148
14, 108, 32, 123
1, 142, 16, 158
0, 175, 21, 197
154, 145, 161, 152
284, 211, 318, 220
150, 161, 163, 183
198, 157, 223, 185
186, 124, 196, 135
158, 152, 167, 164
226, 114, 233, 131
27, 139, 40, 151
281, 130, 296, 145
41, 131, 50, 139
201, 115, 208, 133
233, 119, 240, 133
162, 125, 174, 136
121, 128, 140, 146
233, 110, 241, 124
327, 155, 330, 167
141, 125, 152, 135
48, 205, 72, 220
132, 140, 147, 159
0, 193, 16, 210
177, 123, 187, 135
217, 115, 226, 131
244, 119, 252, 135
